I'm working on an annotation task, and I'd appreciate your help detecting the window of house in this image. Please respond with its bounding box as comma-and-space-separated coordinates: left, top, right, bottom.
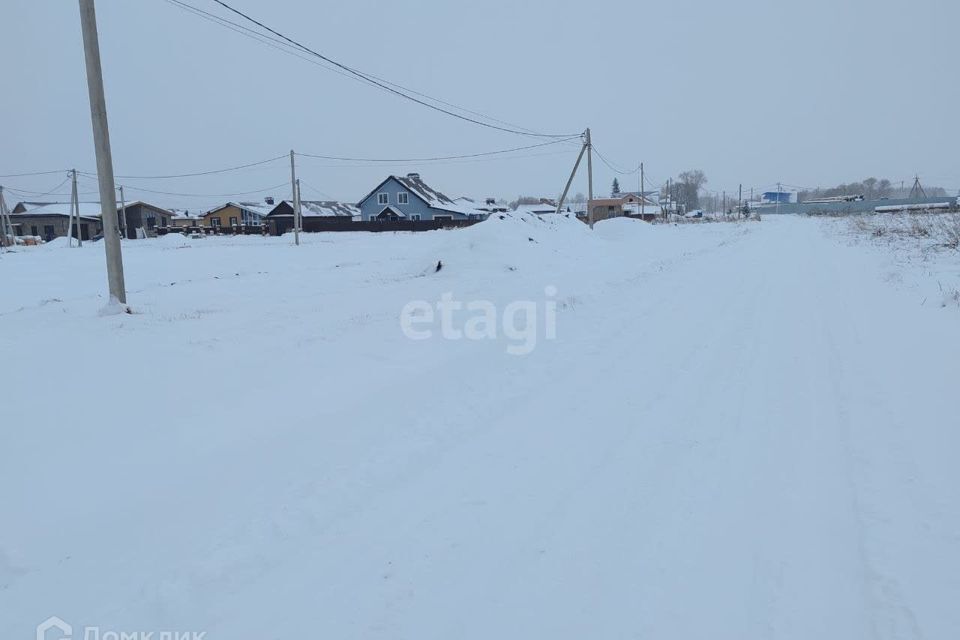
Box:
146, 216, 156, 229
377, 193, 389, 205
211, 218, 221, 227
397, 192, 409, 205
161, 216, 167, 227
31, 225, 38, 236
410, 214, 421, 221
229, 217, 238, 226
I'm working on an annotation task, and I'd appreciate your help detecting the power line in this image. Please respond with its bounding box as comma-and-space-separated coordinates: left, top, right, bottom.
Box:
196, 0, 578, 138
162, 0, 553, 138
591, 145, 640, 175
0, 169, 69, 178
79, 154, 287, 180
3, 177, 74, 199
296, 136, 582, 163
111, 181, 290, 198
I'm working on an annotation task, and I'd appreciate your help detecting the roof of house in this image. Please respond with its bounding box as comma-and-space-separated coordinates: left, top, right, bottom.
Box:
513, 203, 558, 215
11, 202, 104, 218
205, 201, 276, 217
271, 200, 359, 218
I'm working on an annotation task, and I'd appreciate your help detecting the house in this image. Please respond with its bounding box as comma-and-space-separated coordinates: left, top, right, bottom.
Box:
117, 201, 175, 238
514, 202, 560, 216
357, 173, 480, 222
203, 200, 275, 229
168, 209, 203, 229
587, 193, 658, 223
456, 197, 508, 215
265, 199, 361, 234
8, 202, 103, 242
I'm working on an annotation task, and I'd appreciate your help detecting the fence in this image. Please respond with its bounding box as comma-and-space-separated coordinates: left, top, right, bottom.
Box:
267, 217, 479, 235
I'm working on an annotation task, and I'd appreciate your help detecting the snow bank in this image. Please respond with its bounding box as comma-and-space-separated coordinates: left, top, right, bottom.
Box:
592, 216, 654, 241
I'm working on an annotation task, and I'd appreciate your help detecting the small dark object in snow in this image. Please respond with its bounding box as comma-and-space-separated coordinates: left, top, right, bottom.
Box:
498, 215, 505, 220
528, 237, 535, 242
435, 260, 443, 272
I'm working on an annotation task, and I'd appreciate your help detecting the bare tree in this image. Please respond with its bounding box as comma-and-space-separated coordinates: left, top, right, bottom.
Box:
676, 170, 708, 210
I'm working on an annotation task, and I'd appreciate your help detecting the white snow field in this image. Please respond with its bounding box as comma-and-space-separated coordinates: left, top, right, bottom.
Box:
2, 214, 958, 639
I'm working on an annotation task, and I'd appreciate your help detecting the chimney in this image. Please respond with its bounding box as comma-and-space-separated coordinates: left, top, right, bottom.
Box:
406, 172, 420, 180
265, 196, 275, 205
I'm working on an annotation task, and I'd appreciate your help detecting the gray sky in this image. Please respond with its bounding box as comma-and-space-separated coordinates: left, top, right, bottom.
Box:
2, 0, 958, 210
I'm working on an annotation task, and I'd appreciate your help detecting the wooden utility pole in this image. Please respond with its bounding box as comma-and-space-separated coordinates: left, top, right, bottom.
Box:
738, 183, 742, 218
79, 0, 125, 303
289, 150, 300, 245
586, 128, 594, 228
554, 132, 588, 215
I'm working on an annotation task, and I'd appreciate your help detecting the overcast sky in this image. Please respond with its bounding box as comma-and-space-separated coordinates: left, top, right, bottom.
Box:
2, 0, 958, 210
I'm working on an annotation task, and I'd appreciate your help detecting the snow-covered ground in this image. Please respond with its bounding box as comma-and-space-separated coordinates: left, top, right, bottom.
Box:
2, 214, 958, 639
832, 211, 960, 309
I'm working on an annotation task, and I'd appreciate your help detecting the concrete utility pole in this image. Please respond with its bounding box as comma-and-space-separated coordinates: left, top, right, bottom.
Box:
79, 0, 125, 303
289, 149, 300, 245
586, 127, 594, 229
554, 132, 588, 215
640, 162, 645, 218
296, 178, 303, 236
0, 186, 14, 249
118, 185, 126, 239
69, 169, 82, 247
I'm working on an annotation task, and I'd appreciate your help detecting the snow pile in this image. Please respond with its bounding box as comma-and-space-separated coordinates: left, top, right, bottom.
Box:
592, 216, 655, 241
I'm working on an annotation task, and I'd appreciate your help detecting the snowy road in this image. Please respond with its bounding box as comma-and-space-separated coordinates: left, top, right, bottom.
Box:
2, 216, 958, 638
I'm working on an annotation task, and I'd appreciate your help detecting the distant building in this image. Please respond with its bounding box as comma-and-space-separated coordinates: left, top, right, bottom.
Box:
357, 173, 480, 222
9, 202, 103, 241
203, 201, 275, 229
265, 199, 360, 234
117, 201, 174, 238
761, 190, 797, 204
587, 193, 658, 223
513, 202, 559, 216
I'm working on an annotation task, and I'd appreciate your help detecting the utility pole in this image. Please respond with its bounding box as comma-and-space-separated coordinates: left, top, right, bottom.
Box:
667, 178, 672, 220
0, 186, 14, 249
738, 183, 742, 218
586, 128, 594, 229
555, 131, 588, 215
776, 182, 781, 216
640, 162, 645, 218
117, 184, 126, 239
79, 0, 126, 303
722, 191, 726, 216
289, 149, 300, 245
66, 171, 75, 246
70, 169, 82, 247
296, 178, 303, 236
